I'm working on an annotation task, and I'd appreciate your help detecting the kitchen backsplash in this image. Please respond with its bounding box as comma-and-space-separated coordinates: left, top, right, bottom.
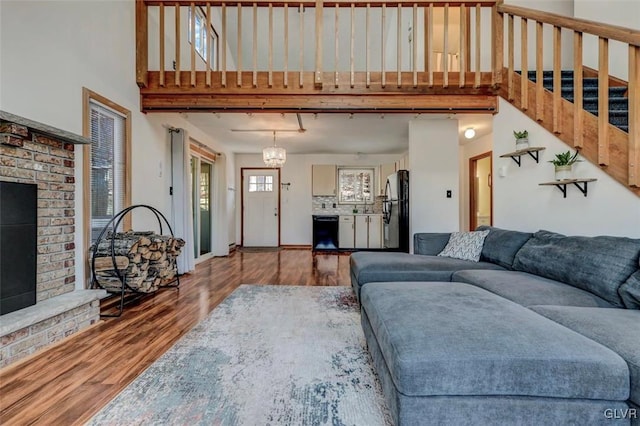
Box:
312, 195, 384, 215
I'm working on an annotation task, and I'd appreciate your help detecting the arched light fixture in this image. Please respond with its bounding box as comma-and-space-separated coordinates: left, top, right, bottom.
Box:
464, 127, 476, 139
263, 131, 287, 168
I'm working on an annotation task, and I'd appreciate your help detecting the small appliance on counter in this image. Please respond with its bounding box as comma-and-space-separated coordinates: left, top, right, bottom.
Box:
312, 215, 339, 251
382, 170, 409, 252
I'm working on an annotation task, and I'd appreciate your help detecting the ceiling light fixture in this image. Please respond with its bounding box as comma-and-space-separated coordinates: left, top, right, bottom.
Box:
263, 131, 286, 168
464, 128, 476, 139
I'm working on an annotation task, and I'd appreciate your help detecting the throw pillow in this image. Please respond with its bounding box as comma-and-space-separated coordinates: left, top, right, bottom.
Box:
437, 230, 490, 262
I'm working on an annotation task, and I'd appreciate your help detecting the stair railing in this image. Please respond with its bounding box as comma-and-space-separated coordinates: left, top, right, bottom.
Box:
498, 4, 640, 190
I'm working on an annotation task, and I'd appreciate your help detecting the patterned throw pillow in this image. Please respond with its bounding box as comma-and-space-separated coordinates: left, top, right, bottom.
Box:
437, 230, 491, 262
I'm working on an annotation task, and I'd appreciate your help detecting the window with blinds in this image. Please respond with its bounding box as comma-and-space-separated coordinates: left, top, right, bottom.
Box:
89, 100, 126, 242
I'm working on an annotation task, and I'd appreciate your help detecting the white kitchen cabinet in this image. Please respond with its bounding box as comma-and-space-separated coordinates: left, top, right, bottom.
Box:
354, 215, 383, 249
339, 216, 355, 248
355, 215, 369, 248
368, 215, 382, 248
312, 165, 337, 196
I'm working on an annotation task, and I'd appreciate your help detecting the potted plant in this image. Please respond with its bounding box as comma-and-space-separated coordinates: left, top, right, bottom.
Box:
549, 150, 582, 181
513, 130, 529, 151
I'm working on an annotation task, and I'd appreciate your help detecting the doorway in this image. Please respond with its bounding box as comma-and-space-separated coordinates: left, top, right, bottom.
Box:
191, 156, 214, 261
469, 152, 493, 231
241, 168, 280, 247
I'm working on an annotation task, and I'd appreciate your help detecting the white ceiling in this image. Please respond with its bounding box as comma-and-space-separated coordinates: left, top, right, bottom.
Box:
183, 112, 493, 155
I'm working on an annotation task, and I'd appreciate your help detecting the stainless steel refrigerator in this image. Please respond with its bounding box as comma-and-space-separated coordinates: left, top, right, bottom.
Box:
383, 170, 409, 252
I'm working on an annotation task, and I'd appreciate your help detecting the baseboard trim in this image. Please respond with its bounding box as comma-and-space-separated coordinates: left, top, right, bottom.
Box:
280, 245, 312, 250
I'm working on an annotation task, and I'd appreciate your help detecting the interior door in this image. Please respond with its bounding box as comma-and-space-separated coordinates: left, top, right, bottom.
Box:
469, 152, 493, 231
242, 169, 279, 247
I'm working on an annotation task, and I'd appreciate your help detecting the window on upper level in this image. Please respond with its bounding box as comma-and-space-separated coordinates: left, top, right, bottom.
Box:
188, 7, 219, 69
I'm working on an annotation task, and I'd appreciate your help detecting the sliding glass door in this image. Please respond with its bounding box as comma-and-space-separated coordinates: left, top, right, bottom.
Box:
190, 156, 213, 260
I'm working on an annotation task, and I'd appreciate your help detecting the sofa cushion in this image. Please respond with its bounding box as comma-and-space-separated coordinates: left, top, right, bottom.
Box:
349, 251, 504, 290
437, 230, 490, 262
451, 270, 614, 308
620, 269, 640, 310
513, 230, 640, 307
413, 233, 452, 255
360, 282, 629, 401
476, 225, 532, 269
530, 306, 640, 406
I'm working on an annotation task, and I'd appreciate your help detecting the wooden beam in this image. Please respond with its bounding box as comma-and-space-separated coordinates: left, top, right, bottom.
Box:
206, 2, 212, 87
221, 3, 227, 86
535, 20, 543, 121
459, 5, 466, 87
492, 3, 503, 86
413, 3, 418, 87
335, 4, 340, 87
141, 92, 499, 112
253, 2, 258, 87
237, 3, 243, 87
552, 25, 561, 133
175, 3, 181, 86
630, 45, 640, 187
159, 2, 165, 87
269, 3, 274, 87
382, 3, 386, 87
598, 36, 609, 166
520, 17, 527, 110
573, 31, 583, 148
136, 0, 148, 88
443, 3, 449, 88
351, 3, 355, 88
284, 3, 289, 87
507, 13, 513, 100
190, 2, 196, 87
315, 0, 324, 86
397, 3, 402, 87
299, 3, 304, 87
474, 3, 480, 88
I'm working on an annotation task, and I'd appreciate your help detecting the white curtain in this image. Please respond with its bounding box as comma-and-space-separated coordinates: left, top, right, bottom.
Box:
212, 154, 229, 256
170, 128, 196, 274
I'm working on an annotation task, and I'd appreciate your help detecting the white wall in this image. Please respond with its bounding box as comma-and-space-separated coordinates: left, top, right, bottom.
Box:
573, 0, 639, 80
0, 1, 235, 287
459, 134, 493, 231
408, 119, 460, 252
493, 98, 640, 237
235, 153, 401, 245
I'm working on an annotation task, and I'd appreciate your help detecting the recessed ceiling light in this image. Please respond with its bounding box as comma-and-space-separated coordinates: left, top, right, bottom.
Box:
464, 128, 476, 139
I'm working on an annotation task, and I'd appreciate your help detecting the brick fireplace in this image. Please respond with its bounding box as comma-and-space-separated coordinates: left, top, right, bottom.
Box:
0, 111, 105, 368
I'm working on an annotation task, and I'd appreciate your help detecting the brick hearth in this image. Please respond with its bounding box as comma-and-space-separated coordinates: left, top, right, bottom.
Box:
0, 111, 105, 367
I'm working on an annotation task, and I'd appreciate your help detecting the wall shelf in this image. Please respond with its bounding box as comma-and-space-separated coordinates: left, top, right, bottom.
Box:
538, 178, 597, 198
499, 147, 546, 167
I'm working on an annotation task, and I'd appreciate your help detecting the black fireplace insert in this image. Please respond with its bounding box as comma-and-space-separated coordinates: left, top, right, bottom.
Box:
0, 181, 37, 315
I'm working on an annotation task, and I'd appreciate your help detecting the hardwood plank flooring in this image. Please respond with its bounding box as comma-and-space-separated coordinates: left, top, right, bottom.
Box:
0, 249, 352, 425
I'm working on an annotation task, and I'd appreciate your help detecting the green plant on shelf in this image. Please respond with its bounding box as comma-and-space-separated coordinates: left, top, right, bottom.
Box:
548, 150, 582, 166
513, 130, 528, 139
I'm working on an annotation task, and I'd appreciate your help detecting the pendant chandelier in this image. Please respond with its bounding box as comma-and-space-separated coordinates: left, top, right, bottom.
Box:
263, 131, 286, 168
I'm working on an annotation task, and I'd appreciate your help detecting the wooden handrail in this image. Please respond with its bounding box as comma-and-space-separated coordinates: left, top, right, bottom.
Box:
498, 4, 640, 47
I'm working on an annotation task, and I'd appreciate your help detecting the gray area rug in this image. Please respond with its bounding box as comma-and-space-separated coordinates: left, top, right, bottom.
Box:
88, 285, 391, 425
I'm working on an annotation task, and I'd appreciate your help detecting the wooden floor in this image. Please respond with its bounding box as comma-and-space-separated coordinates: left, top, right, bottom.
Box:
0, 249, 352, 425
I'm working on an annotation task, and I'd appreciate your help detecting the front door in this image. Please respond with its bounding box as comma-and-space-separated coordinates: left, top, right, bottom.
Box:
242, 169, 279, 247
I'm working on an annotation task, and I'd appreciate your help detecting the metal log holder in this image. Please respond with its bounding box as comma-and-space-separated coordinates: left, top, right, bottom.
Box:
90, 205, 181, 317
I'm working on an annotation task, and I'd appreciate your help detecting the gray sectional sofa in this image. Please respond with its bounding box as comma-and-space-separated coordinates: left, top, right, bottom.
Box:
350, 226, 640, 425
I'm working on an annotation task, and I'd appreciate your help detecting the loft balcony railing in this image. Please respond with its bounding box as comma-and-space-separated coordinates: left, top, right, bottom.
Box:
136, 0, 502, 113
